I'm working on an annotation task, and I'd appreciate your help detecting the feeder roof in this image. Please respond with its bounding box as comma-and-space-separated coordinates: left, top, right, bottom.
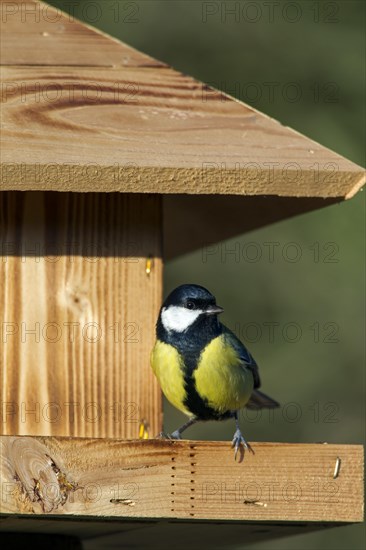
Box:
1, 0, 365, 257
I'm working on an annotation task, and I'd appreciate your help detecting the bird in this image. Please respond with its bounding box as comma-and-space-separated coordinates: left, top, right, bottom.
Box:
150, 284, 279, 460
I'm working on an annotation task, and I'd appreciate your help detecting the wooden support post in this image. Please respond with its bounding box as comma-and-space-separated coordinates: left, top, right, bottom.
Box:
0, 192, 163, 439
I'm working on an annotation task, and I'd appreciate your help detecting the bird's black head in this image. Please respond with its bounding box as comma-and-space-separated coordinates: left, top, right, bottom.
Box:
157, 284, 224, 337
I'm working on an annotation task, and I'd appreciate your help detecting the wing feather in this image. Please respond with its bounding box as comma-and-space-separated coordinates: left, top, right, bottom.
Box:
221, 325, 261, 388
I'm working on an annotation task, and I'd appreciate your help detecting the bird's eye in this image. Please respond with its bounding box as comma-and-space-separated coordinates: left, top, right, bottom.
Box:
186, 301, 195, 310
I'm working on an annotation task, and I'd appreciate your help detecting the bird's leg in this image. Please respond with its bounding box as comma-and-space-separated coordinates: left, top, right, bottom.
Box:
231, 411, 254, 461
157, 417, 197, 440
171, 417, 197, 439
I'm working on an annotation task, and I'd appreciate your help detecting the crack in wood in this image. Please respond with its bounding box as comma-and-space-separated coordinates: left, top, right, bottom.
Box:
8, 440, 79, 513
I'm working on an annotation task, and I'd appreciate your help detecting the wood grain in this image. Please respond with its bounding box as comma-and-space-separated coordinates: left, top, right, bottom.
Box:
0, 0, 165, 68
0, 0, 364, 200
1, 64, 364, 199
0, 192, 163, 438
0, 436, 363, 523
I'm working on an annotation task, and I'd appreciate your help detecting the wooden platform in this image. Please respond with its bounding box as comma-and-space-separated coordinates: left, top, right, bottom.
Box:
0, 437, 363, 546
1, 437, 363, 518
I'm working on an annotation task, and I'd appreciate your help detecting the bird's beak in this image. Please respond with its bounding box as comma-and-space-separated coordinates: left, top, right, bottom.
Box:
205, 305, 224, 316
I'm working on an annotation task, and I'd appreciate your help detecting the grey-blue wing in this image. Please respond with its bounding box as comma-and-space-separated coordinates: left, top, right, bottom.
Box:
221, 325, 261, 388
221, 325, 280, 409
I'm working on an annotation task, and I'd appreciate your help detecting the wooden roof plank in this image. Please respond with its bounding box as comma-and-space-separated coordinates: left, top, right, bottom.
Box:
0, 64, 364, 197
0, 1, 364, 198
0, 0, 165, 68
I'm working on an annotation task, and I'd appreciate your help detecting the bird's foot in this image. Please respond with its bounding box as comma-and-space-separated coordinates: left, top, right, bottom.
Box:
156, 431, 182, 440
231, 428, 254, 461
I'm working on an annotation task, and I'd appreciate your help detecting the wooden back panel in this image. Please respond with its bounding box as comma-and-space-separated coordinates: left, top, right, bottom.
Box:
0, 192, 163, 438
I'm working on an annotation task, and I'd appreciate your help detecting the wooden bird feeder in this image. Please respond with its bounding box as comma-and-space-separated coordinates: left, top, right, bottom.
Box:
0, 1, 364, 547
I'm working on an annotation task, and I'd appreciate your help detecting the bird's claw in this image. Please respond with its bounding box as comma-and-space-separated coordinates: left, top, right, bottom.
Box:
156, 431, 182, 440
231, 428, 254, 461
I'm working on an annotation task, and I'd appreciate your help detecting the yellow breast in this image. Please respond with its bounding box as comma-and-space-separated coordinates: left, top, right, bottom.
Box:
193, 335, 254, 413
150, 340, 190, 416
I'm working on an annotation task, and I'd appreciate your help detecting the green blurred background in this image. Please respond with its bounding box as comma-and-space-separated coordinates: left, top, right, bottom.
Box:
49, 1, 365, 548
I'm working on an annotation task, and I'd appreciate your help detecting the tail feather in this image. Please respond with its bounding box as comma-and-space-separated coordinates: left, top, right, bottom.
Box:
246, 389, 280, 410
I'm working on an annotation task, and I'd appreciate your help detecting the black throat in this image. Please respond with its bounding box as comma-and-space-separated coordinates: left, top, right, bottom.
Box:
157, 313, 228, 420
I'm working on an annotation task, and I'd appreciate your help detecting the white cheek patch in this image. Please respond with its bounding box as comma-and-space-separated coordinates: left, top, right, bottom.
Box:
161, 306, 202, 333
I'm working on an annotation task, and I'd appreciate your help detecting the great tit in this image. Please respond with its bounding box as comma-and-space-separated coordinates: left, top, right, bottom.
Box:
151, 284, 279, 459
